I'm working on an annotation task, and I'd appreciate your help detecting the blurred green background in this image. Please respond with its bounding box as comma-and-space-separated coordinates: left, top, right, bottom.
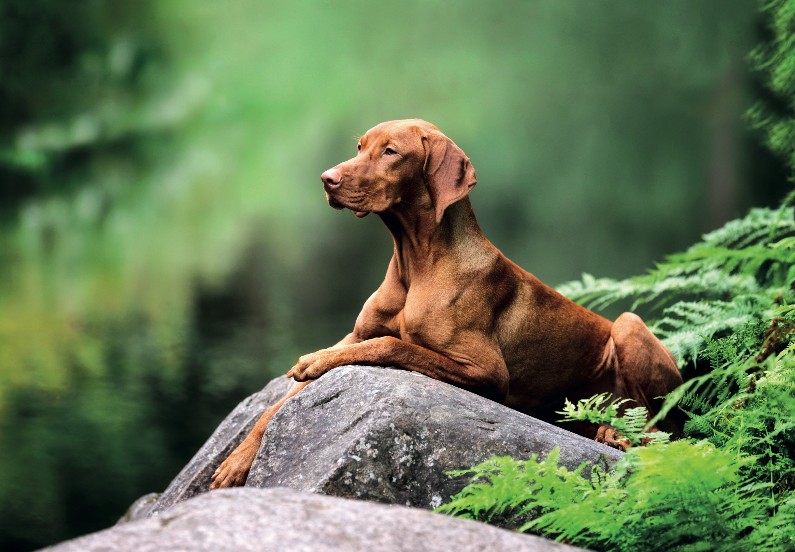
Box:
0, 1, 788, 549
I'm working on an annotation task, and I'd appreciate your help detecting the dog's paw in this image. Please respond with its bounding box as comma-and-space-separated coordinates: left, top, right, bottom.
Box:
594, 425, 631, 452
210, 443, 256, 489
287, 351, 337, 381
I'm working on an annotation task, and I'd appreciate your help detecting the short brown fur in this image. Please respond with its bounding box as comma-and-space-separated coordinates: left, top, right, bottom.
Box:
210, 119, 683, 489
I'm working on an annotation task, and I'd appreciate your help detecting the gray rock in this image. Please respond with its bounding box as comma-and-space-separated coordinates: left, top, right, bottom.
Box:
116, 492, 160, 524
142, 365, 620, 521
48, 487, 583, 552
247, 366, 621, 509
147, 375, 293, 516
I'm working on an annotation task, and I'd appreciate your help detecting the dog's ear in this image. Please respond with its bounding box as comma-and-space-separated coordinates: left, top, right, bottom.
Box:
422, 131, 477, 224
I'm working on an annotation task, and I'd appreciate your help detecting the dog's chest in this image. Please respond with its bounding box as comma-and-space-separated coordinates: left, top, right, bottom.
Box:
396, 281, 464, 347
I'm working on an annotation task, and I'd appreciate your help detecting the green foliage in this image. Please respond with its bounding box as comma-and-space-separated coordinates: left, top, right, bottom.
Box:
749, 0, 795, 172
438, 441, 773, 551
558, 393, 670, 446
671, 325, 795, 495
558, 205, 795, 366
438, 450, 598, 528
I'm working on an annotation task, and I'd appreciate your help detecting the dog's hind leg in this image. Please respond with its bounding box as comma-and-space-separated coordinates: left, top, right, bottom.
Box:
609, 313, 684, 438
593, 313, 683, 449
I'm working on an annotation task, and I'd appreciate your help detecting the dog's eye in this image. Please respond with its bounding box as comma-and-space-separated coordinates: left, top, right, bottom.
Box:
357, 143, 362, 151
384, 147, 398, 156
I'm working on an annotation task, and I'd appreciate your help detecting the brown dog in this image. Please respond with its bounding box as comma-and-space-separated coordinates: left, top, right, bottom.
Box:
210, 119, 683, 489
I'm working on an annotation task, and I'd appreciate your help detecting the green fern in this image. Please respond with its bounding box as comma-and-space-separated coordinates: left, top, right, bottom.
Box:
665, 347, 795, 495
439, 438, 773, 552
557, 393, 669, 446
438, 449, 593, 527
558, 206, 795, 309
558, 205, 795, 366
748, 0, 795, 170
649, 299, 759, 365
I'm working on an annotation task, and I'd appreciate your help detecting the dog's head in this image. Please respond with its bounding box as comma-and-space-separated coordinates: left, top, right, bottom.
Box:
320, 119, 476, 223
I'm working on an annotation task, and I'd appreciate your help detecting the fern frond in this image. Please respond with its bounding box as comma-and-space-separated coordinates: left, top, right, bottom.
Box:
559, 207, 795, 317
558, 270, 759, 313
650, 299, 762, 365
464, 441, 766, 552
558, 393, 669, 446
691, 206, 795, 250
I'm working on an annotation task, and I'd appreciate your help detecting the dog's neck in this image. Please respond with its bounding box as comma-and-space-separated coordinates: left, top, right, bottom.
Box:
379, 197, 485, 282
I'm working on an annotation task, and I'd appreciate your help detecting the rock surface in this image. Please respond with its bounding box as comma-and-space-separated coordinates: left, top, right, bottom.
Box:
146, 375, 293, 517
48, 487, 583, 552
249, 366, 621, 508
150, 366, 621, 515
117, 492, 159, 524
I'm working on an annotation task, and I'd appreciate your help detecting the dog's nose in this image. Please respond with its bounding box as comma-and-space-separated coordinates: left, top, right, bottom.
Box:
321, 169, 342, 190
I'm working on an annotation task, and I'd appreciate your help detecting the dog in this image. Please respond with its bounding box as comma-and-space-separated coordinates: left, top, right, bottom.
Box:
210, 119, 683, 489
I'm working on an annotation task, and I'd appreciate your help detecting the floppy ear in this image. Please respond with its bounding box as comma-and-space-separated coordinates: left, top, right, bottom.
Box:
422, 131, 477, 224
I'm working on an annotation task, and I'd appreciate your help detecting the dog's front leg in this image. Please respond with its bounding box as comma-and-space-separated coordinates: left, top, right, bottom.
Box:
287, 336, 508, 402
209, 333, 363, 490
210, 379, 311, 489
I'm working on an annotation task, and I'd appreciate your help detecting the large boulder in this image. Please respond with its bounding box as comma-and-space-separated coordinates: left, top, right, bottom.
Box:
148, 366, 621, 517
146, 375, 293, 517
49, 487, 583, 552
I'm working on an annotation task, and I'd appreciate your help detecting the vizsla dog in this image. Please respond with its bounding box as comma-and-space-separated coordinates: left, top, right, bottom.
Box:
210, 119, 683, 489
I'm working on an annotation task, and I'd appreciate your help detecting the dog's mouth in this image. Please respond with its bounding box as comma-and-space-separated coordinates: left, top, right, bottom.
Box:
327, 194, 344, 210
326, 193, 369, 218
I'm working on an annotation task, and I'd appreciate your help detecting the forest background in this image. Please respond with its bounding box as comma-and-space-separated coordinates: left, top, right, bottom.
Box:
0, 1, 788, 550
